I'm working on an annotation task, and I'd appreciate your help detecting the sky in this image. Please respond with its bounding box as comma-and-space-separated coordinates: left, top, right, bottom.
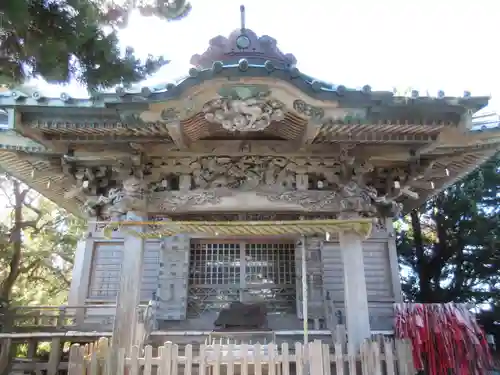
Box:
30, 0, 500, 111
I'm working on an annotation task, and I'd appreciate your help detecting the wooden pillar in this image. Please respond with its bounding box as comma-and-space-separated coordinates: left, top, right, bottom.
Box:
300, 235, 308, 344
386, 218, 403, 302
339, 230, 371, 350
26, 339, 37, 359
0, 338, 13, 375
47, 338, 63, 375
111, 212, 146, 353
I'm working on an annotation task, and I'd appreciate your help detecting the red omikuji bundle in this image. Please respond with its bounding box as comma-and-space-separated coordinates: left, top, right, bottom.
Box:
394, 303, 492, 375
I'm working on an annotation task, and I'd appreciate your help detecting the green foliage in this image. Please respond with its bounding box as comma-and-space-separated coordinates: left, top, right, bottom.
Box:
397, 154, 500, 304
0, 175, 86, 307
0, 0, 191, 89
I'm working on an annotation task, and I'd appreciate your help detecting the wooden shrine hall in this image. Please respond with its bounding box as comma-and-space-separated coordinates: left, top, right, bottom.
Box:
0, 7, 499, 361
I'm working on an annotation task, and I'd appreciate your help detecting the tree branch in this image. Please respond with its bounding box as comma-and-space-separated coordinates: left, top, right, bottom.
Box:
18, 259, 43, 274
23, 201, 43, 218
0, 180, 24, 300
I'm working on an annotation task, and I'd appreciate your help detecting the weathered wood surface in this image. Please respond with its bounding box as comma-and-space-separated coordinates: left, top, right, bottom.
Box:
2, 305, 109, 333
111, 226, 145, 353
1, 304, 149, 333
1, 337, 69, 375
67, 337, 416, 375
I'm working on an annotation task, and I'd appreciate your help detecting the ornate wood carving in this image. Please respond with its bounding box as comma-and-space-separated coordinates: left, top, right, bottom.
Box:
186, 140, 295, 154
147, 151, 405, 217
149, 212, 338, 221
202, 90, 285, 132
159, 190, 226, 212
70, 145, 464, 220
293, 100, 324, 121
82, 175, 147, 218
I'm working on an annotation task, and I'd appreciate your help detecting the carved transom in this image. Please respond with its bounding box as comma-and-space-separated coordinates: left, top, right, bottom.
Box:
74, 150, 436, 220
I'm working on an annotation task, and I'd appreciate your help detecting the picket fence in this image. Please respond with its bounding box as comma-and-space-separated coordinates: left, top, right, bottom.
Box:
67, 338, 415, 375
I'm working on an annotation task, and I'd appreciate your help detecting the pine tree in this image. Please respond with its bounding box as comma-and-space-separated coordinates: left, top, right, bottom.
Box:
0, 0, 191, 89
0, 175, 86, 375
397, 153, 500, 304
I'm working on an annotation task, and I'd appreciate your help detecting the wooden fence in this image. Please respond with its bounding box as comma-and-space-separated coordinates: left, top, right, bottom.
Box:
68, 338, 416, 375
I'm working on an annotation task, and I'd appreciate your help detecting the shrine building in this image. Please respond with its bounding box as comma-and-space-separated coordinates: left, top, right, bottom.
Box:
0, 15, 499, 352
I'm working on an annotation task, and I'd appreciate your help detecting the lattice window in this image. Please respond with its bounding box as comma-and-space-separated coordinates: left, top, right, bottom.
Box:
189, 242, 241, 285
188, 240, 296, 317
244, 242, 296, 310
245, 242, 295, 286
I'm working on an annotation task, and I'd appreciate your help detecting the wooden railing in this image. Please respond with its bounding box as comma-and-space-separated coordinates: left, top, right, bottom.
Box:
1, 305, 113, 332
68, 338, 416, 375
0, 303, 150, 375
1, 304, 395, 336
1, 304, 153, 333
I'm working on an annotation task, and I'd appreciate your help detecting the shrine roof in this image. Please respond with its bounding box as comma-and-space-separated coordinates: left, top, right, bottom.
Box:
0, 64, 489, 117
0, 22, 498, 217
0, 27, 489, 123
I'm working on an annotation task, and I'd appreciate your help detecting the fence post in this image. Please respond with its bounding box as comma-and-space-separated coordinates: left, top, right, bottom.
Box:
254, 343, 262, 375
160, 342, 173, 375
185, 344, 193, 375
171, 344, 179, 375
295, 342, 303, 375
370, 340, 383, 375
334, 341, 344, 375
321, 344, 331, 375
360, 340, 371, 375
347, 343, 357, 375
144, 345, 153, 375
27, 339, 37, 359
117, 347, 126, 375
226, 343, 235, 375
56, 306, 66, 329
395, 339, 415, 375
68, 344, 83, 375
129, 346, 140, 375
267, 343, 276, 375
281, 343, 290, 375
200, 343, 207, 375
308, 340, 324, 375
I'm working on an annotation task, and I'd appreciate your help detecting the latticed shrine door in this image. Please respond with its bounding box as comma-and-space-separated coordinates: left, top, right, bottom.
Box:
188, 240, 242, 317
242, 241, 296, 312
188, 239, 296, 317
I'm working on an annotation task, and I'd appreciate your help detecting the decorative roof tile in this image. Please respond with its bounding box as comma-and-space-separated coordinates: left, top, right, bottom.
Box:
190, 28, 297, 70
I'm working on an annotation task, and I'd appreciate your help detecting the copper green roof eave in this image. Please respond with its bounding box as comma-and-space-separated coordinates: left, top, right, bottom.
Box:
0, 64, 490, 114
